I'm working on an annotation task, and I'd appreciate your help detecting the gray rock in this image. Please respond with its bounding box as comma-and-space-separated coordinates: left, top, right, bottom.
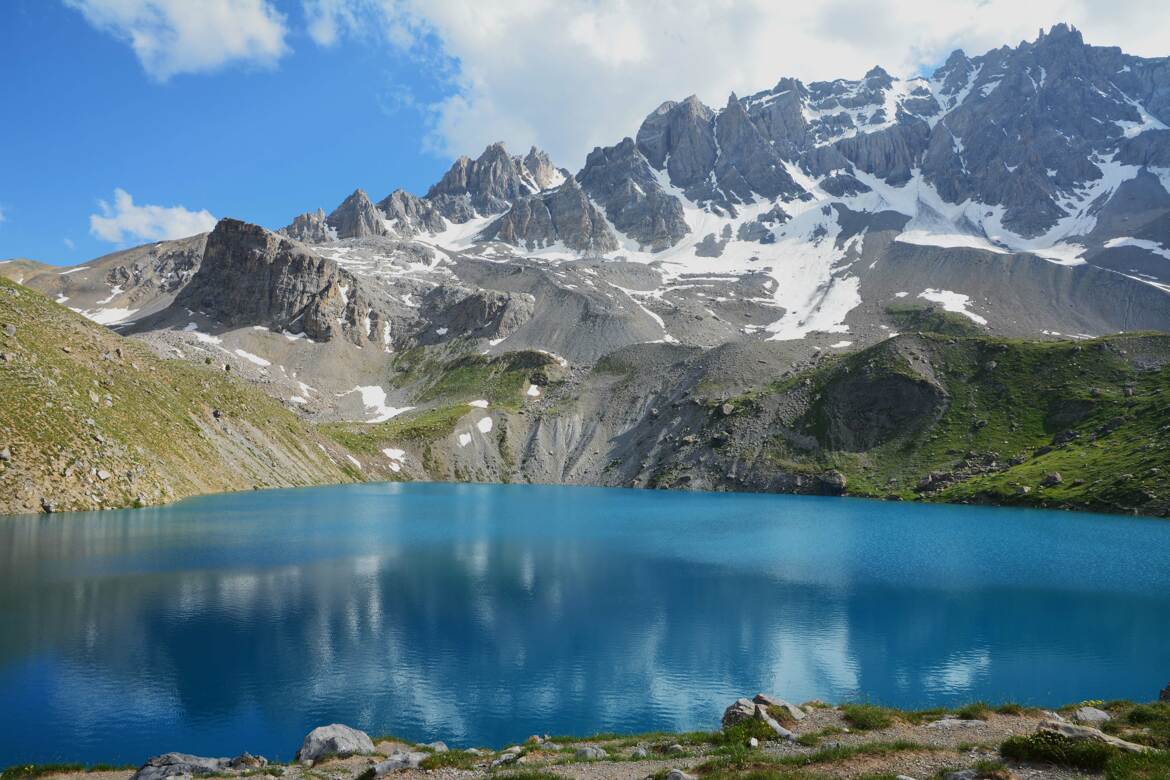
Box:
577, 137, 689, 251
752, 693, 806, 721
280, 209, 335, 243
943, 771, 978, 780
665, 771, 696, 780
3, 324, 15, 337
630, 746, 649, 759
754, 703, 795, 740
0, 446, 10, 461
926, 718, 986, 729
1073, 705, 1111, 725
177, 219, 379, 346
1040, 472, 1064, 488
575, 745, 608, 760
427, 142, 556, 220
1038, 720, 1150, 752
376, 190, 445, 237
666, 743, 685, 755
481, 176, 618, 253
326, 189, 391, 240
295, 723, 375, 763
426, 741, 448, 753
373, 750, 427, 774
747, 737, 759, 749
722, 698, 757, 727
130, 752, 265, 780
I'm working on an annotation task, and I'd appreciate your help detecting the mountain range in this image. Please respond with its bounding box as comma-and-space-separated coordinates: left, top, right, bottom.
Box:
2, 24, 1169, 517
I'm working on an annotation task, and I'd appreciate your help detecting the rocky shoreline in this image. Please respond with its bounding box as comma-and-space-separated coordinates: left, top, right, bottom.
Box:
7, 693, 1169, 780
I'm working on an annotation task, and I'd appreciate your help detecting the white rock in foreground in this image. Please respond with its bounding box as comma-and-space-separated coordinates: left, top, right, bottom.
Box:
295, 723, 375, 764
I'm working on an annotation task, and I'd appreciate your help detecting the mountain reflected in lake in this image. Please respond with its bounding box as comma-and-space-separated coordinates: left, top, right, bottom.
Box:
2, 483, 1169, 766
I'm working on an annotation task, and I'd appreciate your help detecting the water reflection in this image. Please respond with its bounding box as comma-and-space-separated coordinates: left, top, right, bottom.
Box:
1, 484, 1169, 765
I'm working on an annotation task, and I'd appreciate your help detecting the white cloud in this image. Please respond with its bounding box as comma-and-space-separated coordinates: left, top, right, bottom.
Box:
0, 206, 6, 223
90, 189, 217, 243
66, 0, 290, 80
302, 0, 1170, 169
64, 238, 76, 250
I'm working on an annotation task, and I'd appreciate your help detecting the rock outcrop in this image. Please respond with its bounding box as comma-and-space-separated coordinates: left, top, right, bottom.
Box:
326, 189, 390, 240
176, 219, 381, 345
480, 177, 618, 252
295, 724, 375, 764
577, 138, 689, 250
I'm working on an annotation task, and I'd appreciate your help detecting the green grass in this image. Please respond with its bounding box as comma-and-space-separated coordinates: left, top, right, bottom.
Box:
884, 302, 986, 337
1105, 750, 1170, 780
999, 731, 1117, 771
724, 331, 1170, 517
0, 276, 354, 514
417, 751, 481, 770
955, 702, 991, 721
840, 704, 896, 731
696, 740, 929, 775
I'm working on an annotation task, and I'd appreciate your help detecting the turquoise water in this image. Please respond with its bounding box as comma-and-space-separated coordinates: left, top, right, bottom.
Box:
2, 483, 1169, 765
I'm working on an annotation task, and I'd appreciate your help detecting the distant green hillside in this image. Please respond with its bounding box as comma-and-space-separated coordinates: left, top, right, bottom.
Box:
695, 331, 1170, 517
0, 277, 359, 514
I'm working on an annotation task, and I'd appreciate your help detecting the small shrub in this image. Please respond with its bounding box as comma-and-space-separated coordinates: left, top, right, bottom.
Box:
1000, 731, 1117, 771
955, 702, 991, 721
717, 719, 782, 745
418, 751, 480, 771
841, 703, 895, 731
994, 703, 1024, 716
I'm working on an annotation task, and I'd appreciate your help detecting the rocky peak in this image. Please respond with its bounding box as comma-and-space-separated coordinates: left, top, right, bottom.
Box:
578, 137, 689, 251
279, 208, 336, 243
480, 175, 618, 253
426, 142, 552, 222
176, 219, 381, 345
863, 66, 894, 89
376, 189, 445, 236
635, 95, 718, 190
522, 147, 566, 190
327, 189, 389, 240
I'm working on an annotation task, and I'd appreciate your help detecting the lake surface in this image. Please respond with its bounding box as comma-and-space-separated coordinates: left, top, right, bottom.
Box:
2, 483, 1169, 766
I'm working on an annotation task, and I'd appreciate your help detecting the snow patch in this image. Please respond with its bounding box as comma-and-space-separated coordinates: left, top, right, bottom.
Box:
345, 385, 413, 423
234, 349, 271, 367
476, 416, 494, 433
918, 288, 988, 325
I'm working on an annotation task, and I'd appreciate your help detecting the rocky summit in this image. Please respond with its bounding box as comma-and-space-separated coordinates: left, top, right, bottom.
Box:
3, 24, 1170, 517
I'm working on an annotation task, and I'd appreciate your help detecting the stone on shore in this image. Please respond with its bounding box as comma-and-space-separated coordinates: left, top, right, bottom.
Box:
631, 746, 649, 758
1161, 682, 1170, 701
372, 751, 427, 775
752, 693, 806, 721
722, 698, 757, 727
130, 752, 267, 780
754, 703, 795, 740
426, 741, 448, 753
1038, 720, 1150, 752
575, 745, 608, 760
295, 724, 375, 764
666, 770, 696, 780
1073, 706, 1112, 725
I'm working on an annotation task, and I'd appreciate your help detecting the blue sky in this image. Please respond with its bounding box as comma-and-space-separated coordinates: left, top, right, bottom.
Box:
1, 1, 452, 264
2, 1, 1162, 266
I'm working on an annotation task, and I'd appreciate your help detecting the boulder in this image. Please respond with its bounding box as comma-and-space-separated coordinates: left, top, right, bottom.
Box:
754, 703, 795, 740
666, 771, 696, 780
630, 746, 649, 759
372, 751, 427, 775
722, 698, 757, 727
944, 771, 978, 780
1073, 706, 1111, 725
130, 752, 266, 780
1038, 720, 1150, 752
575, 745, 608, 760
1161, 682, 1170, 701
426, 741, 448, 753
752, 693, 806, 721
1040, 472, 1063, 488
295, 723, 375, 764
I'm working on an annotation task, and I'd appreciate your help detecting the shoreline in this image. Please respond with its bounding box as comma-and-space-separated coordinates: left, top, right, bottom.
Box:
4, 696, 1167, 780
5, 476, 1168, 521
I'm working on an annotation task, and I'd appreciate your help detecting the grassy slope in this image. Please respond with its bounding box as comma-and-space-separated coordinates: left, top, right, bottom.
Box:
0, 277, 359, 514
747, 330, 1170, 517
318, 347, 563, 467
